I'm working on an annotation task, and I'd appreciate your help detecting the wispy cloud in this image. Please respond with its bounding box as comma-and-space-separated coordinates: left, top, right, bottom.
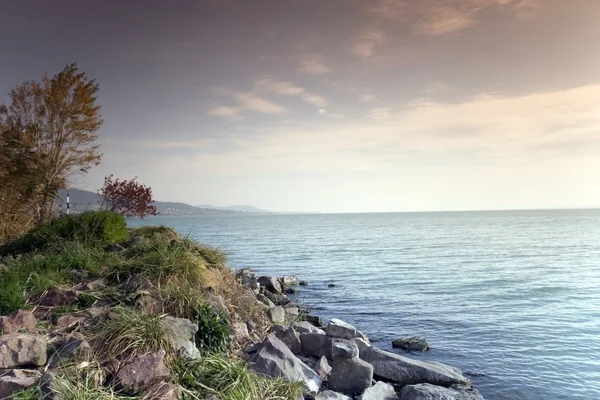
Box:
299, 54, 331, 75
303, 93, 327, 107
359, 94, 376, 103
372, 0, 546, 35
233, 92, 288, 114
255, 79, 304, 95
353, 29, 386, 58
208, 106, 242, 120
366, 108, 392, 120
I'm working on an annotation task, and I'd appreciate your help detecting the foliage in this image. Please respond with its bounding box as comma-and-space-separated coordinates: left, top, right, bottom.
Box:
99, 174, 157, 218
0, 63, 103, 226
174, 354, 304, 400
88, 307, 175, 363
0, 211, 127, 255
194, 304, 230, 353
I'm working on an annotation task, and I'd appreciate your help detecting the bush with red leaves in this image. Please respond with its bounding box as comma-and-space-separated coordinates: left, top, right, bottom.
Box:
99, 175, 157, 218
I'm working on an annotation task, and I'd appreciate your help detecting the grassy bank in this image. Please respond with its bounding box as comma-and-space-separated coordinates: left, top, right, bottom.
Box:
0, 211, 301, 400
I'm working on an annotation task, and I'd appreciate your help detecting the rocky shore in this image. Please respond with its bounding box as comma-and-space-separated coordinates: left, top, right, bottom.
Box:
0, 212, 485, 400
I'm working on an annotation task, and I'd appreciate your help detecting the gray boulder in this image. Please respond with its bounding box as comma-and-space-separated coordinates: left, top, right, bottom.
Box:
271, 325, 302, 355
399, 383, 485, 400
316, 390, 353, 400
300, 333, 333, 360
313, 355, 332, 381
285, 306, 300, 320
268, 306, 286, 324
0, 334, 46, 368
293, 321, 325, 335
326, 318, 357, 339
258, 276, 283, 293
116, 350, 171, 395
332, 339, 359, 360
281, 276, 298, 286
161, 316, 200, 359
392, 336, 430, 352
360, 347, 468, 387
257, 294, 276, 308
0, 375, 37, 399
250, 334, 322, 394
355, 337, 371, 354
264, 290, 291, 306
329, 357, 374, 395
48, 338, 93, 367
359, 381, 399, 400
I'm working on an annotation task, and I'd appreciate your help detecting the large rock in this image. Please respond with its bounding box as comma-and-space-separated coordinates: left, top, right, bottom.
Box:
258, 276, 283, 293
326, 319, 357, 339
399, 383, 485, 400
0, 310, 37, 334
332, 339, 359, 360
328, 357, 374, 395
300, 333, 333, 360
48, 338, 93, 367
313, 356, 332, 381
0, 375, 37, 399
263, 290, 291, 306
257, 294, 276, 308
271, 325, 302, 355
0, 334, 46, 368
316, 390, 353, 400
305, 315, 324, 328
293, 321, 325, 335
281, 276, 298, 286
360, 347, 468, 387
250, 334, 322, 394
116, 350, 171, 395
392, 337, 430, 352
161, 316, 200, 359
359, 381, 399, 400
268, 306, 286, 324
355, 338, 371, 354
39, 286, 77, 306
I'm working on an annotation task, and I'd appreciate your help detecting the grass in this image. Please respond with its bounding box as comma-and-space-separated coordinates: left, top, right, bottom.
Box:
88, 307, 176, 363
174, 354, 304, 400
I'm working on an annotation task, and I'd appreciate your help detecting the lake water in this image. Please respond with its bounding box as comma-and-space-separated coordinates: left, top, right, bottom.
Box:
128, 210, 600, 399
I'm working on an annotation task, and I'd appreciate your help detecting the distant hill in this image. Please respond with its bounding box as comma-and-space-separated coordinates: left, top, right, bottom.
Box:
55, 189, 260, 216
196, 204, 272, 214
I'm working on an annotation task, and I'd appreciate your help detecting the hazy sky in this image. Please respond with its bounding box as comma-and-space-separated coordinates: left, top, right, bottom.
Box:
1, 0, 600, 212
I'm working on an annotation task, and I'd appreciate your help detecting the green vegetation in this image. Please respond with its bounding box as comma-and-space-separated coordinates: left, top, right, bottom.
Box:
174, 354, 304, 400
194, 305, 231, 353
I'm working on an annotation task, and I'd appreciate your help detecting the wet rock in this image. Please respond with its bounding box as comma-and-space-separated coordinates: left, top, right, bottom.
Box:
299, 280, 308, 286
313, 355, 332, 381
281, 276, 298, 286
271, 325, 302, 355
39, 286, 77, 306
285, 287, 297, 294
0, 334, 47, 368
293, 321, 325, 335
300, 333, 334, 360
250, 334, 322, 395
316, 390, 352, 400
328, 283, 336, 288
399, 383, 485, 400
257, 276, 283, 294
358, 381, 399, 400
332, 339, 359, 360
268, 306, 286, 324
161, 316, 200, 359
329, 357, 374, 396
0, 310, 37, 334
142, 381, 183, 400
48, 338, 93, 367
360, 347, 468, 387
116, 350, 171, 395
326, 318, 357, 339
392, 337, 430, 352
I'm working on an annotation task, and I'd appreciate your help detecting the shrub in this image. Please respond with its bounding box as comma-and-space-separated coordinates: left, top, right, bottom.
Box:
99, 174, 157, 218
194, 305, 230, 353
174, 354, 304, 400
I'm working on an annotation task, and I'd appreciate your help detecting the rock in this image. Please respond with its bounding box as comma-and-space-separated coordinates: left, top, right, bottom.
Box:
281, 276, 298, 286
299, 280, 308, 286
329, 357, 374, 395
293, 321, 326, 335
0, 310, 37, 334
257, 276, 283, 293
399, 383, 485, 400
0, 375, 37, 399
316, 390, 353, 400
326, 318, 357, 339
48, 338, 93, 367
355, 338, 371, 354
313, 355, 332, 381
142, 381, 183, 400
300, 333, 334, 360
357, 331, 371, 344
268, 306, 286, 324
360, 347, 468, 387
77, 278, 106, 291
328, 284, 336, 288
257, 294, 276, 308
40, 372, 62, 400
332, 339, 359, 360
161, 316, 200, 359
285, 287, 297, 294
271, 325, 302, 355
134, 287, 164, 314
116, 350, 171, 395
285, 306, 299, 321
247, 320, 257, 334
230, 322, 250, 342
39, 286, 77, 306
69, 269, 90, 282
250, 334, 322, 394
305, 315, 324, 328
55, 314, 82, 328
0, 334, 46, 368
392, 337, 430, 352
263, 290, 291, 306
249, 281, 260, 294
358, 381, 399, 400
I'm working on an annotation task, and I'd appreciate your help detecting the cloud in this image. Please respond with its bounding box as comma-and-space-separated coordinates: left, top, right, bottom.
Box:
233, 92, 288, 114
360, 94, 376, 103
317, 108, 327, 115
424, 83, 448, 95
366, 108, 392, 120
317, 109, 345, 119
372, 0, 545, 35
353, 29, 385, 58
208, 106, 242, 119
299, 55, 331, 75
256, 79, 304, 95
303, 93, 327, 108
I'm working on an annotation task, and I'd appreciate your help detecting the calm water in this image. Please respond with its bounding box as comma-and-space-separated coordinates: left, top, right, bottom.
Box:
129, 210, 600, 399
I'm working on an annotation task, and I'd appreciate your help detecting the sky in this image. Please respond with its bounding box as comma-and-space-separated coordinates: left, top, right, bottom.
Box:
1, 0, 600, 213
